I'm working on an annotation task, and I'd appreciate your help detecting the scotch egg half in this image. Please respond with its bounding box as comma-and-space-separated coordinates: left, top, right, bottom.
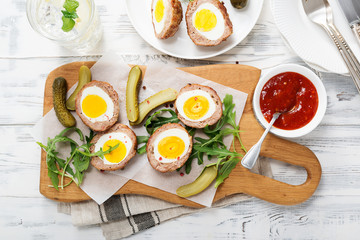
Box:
151, 0, 183, 39
90, 124, 137, 171
146, 123, 192, 172
186, 0, 233, 46
75, 80, 119, 132
175, 84, 223, 128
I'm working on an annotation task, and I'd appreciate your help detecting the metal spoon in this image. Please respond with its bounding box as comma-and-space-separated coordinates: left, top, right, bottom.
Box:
241, 112, 281, 169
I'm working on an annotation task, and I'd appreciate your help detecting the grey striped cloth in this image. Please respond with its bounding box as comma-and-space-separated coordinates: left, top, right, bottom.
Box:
58, 159, 272, 239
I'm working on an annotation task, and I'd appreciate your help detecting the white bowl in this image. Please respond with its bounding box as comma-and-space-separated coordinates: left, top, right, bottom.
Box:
253, 64, 327, 138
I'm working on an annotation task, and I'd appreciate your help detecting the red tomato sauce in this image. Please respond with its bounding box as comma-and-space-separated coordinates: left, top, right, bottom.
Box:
260, 72, 319, 130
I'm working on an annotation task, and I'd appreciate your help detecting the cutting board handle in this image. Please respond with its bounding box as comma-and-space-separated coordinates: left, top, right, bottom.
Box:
215, 137, 322, 205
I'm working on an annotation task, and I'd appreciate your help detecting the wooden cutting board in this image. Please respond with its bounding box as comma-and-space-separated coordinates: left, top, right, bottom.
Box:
40, 61, 322, 208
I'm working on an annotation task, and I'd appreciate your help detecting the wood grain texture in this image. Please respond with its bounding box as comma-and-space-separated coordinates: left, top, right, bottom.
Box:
40, 61, 321, 207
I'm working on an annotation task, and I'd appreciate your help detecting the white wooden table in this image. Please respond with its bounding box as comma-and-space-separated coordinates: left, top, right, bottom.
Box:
1, 0, 360, 239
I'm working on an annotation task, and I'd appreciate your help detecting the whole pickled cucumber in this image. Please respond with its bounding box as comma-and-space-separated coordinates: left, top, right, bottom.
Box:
66, 65, 92, 110
126, 66, 142, 122
53, 77, 76, 127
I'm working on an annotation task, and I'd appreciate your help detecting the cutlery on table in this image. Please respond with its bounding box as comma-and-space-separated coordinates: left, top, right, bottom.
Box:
241, 113, 281, 169
302, 0, 360, 93
338, 0, 360, 44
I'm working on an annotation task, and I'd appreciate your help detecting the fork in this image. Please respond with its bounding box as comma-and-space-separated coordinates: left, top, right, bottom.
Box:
302, 0, 360, 93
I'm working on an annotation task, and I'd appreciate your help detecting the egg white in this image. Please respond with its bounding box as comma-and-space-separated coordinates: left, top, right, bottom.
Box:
80, 86, 115, 123
176, 89, 217, 122
153, 128, 191, 163
192, 3, 225, 41
152, 0, 169, 34
94, 132, 133, 165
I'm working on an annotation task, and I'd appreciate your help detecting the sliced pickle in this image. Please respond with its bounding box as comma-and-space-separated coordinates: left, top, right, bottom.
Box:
126, 66, 142, 122
129, 88, 178, 126
66, 65, 92, 110
176, 165, 217, 198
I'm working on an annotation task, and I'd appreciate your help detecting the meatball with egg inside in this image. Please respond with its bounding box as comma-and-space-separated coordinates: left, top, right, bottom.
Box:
147, 123, 192, 173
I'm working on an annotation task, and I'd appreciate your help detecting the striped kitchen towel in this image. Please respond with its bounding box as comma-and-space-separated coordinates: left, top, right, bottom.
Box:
58, 158, 272, 239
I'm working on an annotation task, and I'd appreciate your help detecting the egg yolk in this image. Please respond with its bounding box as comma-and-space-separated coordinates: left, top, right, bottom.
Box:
158, 136, 185, 159
183, 95, 210, 120
82, 95, 107, 119
102, 139, 127, 163
194, 9, 217, 32
155, 0, 165, 23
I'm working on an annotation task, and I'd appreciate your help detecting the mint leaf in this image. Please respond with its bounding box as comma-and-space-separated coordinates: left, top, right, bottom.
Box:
61, 16, 75, 32
63, 0, 79, 13
61, 0, 79, 32
61, 10, 79, 19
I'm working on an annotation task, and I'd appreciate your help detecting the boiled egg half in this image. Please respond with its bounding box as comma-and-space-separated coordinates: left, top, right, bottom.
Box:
147, 123, 192, 172
175, 84, 223, 128
75, 80, 119, 132
90, 124, 137, 171
192, 2, 225, 40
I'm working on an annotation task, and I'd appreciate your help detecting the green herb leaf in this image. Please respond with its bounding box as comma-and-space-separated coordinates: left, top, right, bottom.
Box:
137, 136, 149, 144
61, 16, 75, 32
145, 109, 180, 134
137, 145, 147, 154
38, 127, 118, 189
61, 0, 79, 32
63, 0, 79, 13
47, 157, 59, 190
214, 157, 241, 187
61, 10, 79, 19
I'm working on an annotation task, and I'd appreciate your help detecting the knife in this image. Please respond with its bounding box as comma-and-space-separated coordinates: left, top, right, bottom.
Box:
338, 0, 360, 44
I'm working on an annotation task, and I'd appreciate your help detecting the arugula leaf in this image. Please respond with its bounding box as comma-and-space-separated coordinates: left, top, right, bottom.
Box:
145, 109, 180, 134
137, 109, 180, 154
214, 157, 241, 187
38, 127, 118, 189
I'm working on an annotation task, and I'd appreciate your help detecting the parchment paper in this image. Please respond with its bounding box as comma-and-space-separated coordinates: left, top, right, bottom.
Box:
32, 52, 247, 206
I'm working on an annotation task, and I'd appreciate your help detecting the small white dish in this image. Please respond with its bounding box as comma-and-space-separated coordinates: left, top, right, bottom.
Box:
253, 64, 327, 138
125, 0, 264, 59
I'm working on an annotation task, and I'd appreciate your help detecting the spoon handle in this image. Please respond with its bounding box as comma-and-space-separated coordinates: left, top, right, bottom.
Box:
241, 113, 280, 169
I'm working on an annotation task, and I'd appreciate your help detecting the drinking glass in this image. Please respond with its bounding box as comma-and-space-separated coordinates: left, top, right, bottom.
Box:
26, 0, 103, 53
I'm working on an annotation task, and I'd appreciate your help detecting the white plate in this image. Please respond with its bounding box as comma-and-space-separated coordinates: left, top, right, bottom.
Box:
125, 0, 264, 59
271, 0, 360, 75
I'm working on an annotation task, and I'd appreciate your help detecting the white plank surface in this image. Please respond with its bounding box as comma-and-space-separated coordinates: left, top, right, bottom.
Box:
1, 0, 360, 239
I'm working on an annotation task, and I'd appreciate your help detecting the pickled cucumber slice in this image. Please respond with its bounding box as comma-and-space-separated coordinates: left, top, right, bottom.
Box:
126, 66, 142, 122
176, 165, 217, 198
53, 77, 76, 127
66, 65, 92, 110
129, 88, 178, 126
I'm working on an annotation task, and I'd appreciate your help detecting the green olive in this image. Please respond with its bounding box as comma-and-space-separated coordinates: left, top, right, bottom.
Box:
66, 65, 91, 110
53, 77, 76, 127
176, 165, 217, 198
129, 88, 178, 126
126, 66, 142, 122
230, 0, 248, 9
